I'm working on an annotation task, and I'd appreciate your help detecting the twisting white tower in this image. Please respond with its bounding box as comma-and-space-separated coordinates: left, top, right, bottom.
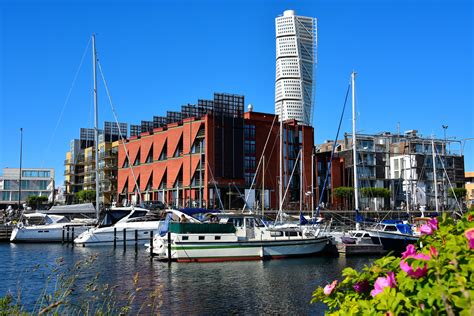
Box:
275, 10, 317, 125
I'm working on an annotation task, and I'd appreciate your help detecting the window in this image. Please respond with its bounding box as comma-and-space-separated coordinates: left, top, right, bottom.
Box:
182, 236, 189, 241
214, 236, 221, 240
198, 236, 205, 240
270, 231, 283, 237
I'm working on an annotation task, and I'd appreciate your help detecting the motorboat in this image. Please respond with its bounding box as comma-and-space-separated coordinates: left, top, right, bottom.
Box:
10, 203, 97, 243
74, 206, 164, 246
367, 220, 419, 252
147, 209, 332, 262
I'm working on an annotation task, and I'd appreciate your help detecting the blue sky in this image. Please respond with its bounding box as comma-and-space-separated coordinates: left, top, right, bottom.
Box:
0, 0, 472, 185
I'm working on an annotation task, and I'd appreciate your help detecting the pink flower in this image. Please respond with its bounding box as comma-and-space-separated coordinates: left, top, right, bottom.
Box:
353, 280, 370, 294
465, 228, 474, 250
400, 260, 428, 278
370, 272, 397, 297
420, 217, 438, 235
323, 280, 338, 295
400, 244, 431, 278
401, 244, 416, 259
428, 217, 438, 230
420, 224, 434, 235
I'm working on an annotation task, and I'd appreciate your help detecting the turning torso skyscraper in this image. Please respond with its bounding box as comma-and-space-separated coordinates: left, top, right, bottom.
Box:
275, 10, 317, 126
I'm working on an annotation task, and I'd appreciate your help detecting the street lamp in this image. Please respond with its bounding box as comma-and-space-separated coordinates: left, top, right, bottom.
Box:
442, 125, 448, 154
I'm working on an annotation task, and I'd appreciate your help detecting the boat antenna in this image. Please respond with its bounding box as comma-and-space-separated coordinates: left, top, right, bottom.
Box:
92, 34, 100, 219
431, 136, 439, 214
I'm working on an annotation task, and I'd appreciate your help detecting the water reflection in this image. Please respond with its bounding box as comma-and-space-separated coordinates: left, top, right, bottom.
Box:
0, 244, 377, 314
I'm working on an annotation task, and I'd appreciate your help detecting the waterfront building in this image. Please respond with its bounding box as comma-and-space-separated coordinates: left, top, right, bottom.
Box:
0, 168, 55, 209
465, 172, 474, 207
117, 93, 315, 210
315, 130, 465, 210
64, 122, 127, 205
275, 10, 317, 125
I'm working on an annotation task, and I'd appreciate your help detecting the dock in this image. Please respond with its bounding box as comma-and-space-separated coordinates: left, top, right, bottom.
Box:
336, 243, 386, 256
0, 225, 13, 241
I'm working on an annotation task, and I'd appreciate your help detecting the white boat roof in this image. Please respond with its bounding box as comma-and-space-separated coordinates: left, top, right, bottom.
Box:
44, 203, 96, 214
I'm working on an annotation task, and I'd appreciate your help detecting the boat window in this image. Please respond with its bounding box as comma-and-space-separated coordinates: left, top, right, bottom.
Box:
215, 236, 221, 240
245, 218, 255, 228
285, 231, 298, 237
198, 236, 205, 240
384, 225, 398, 232
270, 231, 283, 237
182, 236, 189, 241
298, 232, 302, 236
228, 218, 244, 227
129, 210, 148, 219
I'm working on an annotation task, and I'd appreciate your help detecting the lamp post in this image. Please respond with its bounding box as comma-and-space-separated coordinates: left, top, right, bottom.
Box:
442, 125, 448, 154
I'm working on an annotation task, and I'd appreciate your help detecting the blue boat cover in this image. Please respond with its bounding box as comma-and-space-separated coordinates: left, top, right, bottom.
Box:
382, 219, 404, 224
299, 212, 309, 225
396, 223, 413, 235
159, 213, 173, 236
179, 208, 220, 216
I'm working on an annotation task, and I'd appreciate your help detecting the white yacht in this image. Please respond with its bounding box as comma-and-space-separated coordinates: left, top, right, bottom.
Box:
74, 206, 164, 246
148, 209, 332, 262
10, 203, 97, 243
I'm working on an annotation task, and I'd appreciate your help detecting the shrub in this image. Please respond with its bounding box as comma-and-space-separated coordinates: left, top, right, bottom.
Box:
311, 211, 474, 315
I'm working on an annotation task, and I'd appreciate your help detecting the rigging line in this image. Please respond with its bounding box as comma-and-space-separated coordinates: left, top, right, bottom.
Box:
434, 145, 463, 217
316, 83, 351, 217
206, 159, 224, 210
241, 114, 278, 212
41, 38, 92, 167
276, 148, 302, 224
96, 60, 141, 198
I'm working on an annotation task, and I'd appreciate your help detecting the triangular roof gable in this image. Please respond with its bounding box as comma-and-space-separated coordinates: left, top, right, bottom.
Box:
152, 133, 167, 161
140, 137, 154, 164
183, 121, 203, 154
167, 128, 183, 158
183, 155, 202, 186
153, 161, 167, 188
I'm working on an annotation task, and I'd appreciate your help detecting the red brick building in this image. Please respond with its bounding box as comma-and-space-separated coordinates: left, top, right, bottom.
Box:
117, 93, 315, 210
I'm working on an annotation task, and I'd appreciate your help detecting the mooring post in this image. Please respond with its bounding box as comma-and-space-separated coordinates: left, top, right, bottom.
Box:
134, 229, 138, 254
62, 227, 65, 244
71, 226, 75, 247
66, 226, 70, 243
123, 228, 126, 251
150, 230, 154, 259
113, 227, 117, 249
167, 231, 172, 263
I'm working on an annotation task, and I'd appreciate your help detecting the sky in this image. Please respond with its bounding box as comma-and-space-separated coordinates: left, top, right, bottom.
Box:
0, 0, 473, 186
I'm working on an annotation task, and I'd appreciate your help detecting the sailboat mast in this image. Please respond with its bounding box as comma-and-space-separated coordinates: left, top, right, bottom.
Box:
262, 155, 265, 216
311, 151, 314, 219
92, 34, 100, 219
279, 104, 283, 223
351, 71, 359, 212
431, 138, 439, 213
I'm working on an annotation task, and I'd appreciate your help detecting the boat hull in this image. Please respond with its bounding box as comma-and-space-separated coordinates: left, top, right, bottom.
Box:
10, 225, 92, 243
74, 222, 161, 246
368, 231, 418, 252
153, 237, 331, 262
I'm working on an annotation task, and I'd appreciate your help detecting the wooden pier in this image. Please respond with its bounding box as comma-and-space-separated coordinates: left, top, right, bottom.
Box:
336, 243, 386, 256
0, 225, 13, 241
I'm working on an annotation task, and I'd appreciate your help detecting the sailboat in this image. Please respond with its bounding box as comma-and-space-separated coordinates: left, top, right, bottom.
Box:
10, 36, 105, 242
325, 72, 385, 255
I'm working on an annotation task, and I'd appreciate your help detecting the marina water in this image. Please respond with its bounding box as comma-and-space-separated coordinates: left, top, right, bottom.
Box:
1, 243, 376, 314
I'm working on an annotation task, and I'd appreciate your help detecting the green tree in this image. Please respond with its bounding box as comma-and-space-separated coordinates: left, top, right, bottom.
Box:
333, 187, 354, 210
75, 190, 96, 203
448, 187, 467, 199
26, 195, 49, 209
360, 187, 391, 211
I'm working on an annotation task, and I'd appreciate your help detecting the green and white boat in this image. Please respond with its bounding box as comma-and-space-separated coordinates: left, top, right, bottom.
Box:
148, 210, 331, 262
